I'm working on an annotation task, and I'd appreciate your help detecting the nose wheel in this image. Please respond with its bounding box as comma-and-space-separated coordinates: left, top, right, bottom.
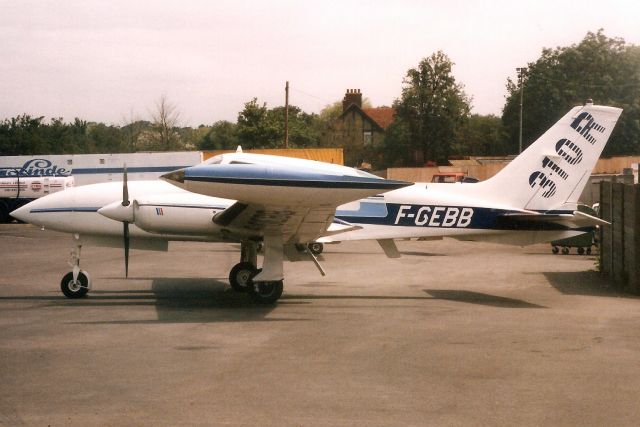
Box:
60, 270, 90, 298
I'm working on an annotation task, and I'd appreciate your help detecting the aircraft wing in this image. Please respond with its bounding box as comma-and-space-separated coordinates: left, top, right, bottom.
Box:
162, 164, 410, 243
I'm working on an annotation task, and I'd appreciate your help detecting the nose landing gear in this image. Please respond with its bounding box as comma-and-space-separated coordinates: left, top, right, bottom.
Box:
61, 243, 91, 298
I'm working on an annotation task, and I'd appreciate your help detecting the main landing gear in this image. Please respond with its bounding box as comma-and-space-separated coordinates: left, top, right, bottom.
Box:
229, 239, 284, 304
57, 237, 287, 304
60, 242, 91, 298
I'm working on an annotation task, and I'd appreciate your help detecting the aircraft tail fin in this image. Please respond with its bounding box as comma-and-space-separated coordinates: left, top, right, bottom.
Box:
478, 102, 622, 212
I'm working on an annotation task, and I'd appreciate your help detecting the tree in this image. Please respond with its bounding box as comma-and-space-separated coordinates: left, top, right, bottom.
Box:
237, 98, 320, 148
452, 114, 509, 156
88, 123, 124, 153
503, 30, 640, 155
198, 121, 238, 150
144, 94, 183, 151
0, 115, 47, 155
236, 98, 279, 148
390, 51, 471, 165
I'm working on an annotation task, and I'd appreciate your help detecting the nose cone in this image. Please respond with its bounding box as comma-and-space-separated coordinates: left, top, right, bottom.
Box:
10, 203, 33, 223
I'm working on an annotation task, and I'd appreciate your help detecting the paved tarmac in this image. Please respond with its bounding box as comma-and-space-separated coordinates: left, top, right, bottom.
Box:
1, 223, 640, 426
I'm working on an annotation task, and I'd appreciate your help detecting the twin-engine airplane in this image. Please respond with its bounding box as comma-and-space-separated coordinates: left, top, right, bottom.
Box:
12, 102, 622, 304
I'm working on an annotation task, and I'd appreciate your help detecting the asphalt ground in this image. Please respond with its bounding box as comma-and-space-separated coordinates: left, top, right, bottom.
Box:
1, 223, 639, 426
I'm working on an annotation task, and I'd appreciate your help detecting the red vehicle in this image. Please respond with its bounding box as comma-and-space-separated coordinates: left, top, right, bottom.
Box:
431, 173, 479, 183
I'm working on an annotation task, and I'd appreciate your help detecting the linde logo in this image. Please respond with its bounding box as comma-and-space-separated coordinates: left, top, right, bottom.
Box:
528, 112, 606, 199
0, 159, 70, 178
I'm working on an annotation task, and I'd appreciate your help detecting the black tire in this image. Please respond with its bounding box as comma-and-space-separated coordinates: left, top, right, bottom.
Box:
586, 247, 592, 255
308, 242, 324, 255
577, 247, 585, 255
552, 246, 559, 255
247, 272, 283, 304
561, 247, 570, 255
60, 271, 89, 298
0, 200, 10, 223
228, 262, 258, 292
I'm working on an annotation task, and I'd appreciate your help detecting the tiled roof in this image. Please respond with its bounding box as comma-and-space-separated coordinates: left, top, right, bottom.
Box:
362, 107, 395, 130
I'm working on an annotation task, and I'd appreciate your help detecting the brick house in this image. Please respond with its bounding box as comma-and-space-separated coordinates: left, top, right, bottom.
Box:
321, 89, 395, 168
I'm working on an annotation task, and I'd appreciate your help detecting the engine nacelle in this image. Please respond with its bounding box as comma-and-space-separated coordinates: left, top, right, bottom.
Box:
133, 203, 221, 235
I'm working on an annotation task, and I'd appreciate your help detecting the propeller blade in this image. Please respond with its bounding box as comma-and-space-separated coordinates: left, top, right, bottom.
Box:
123, 222, 130, 278
122, 164, 130, 207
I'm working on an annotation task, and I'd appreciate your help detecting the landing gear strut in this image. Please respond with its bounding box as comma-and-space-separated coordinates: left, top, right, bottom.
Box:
229, 240, 259, 292
61, 243, 91, 298
229, 237, 285, 304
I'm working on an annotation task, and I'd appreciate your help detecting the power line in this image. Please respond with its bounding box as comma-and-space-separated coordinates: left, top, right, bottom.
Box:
526, 73, 640, 88
290, 88, 334, 105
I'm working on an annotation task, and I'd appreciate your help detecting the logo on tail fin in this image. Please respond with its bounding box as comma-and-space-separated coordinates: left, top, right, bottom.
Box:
528, 110, 607, 199
570, 112, 606, 144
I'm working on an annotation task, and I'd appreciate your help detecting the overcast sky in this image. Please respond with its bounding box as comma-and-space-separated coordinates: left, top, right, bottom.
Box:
1, 0, 639, 126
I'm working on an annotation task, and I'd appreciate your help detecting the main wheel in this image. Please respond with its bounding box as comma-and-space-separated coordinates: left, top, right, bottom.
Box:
229, 262, 258, 292
561, 247, 570, 255
552, 246, 559, 254
248, 274, 283, 304
308, 242, 324, 255
0, 200, 10, 223
586, 247, 592, 255
60, 271, 90, 298
577, 247, 585, 255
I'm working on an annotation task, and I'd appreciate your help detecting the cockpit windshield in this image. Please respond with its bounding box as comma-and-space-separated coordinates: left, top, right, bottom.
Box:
203, 155, 223, 165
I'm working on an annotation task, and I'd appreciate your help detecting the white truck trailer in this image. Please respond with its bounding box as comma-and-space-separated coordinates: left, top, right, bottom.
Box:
0, 176, 75, 222
0, 151, 203, 222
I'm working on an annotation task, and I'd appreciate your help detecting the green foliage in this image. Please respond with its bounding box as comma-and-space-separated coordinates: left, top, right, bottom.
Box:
378, 119, 414, 168
503, 30, 640, 155
452, 114, 509, 156
389, 51, 471, 165
199, 121, 239, 150
0, 115, 46, 155
236, 98, 320, 148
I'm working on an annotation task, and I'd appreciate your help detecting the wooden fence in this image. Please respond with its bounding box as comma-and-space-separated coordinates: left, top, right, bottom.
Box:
600, 182, 640, 293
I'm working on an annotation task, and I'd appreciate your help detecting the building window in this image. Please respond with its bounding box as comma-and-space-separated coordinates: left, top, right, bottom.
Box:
99, 159, 105, 164
67, 159, 72, 165
363, 131, 372, 146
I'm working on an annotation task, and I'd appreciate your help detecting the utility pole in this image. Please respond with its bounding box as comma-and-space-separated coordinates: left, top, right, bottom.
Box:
516, 67, 526, 153
284, 81, 289, 149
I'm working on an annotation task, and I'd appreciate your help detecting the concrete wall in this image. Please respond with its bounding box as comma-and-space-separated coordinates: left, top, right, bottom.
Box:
600, 182, 640, 294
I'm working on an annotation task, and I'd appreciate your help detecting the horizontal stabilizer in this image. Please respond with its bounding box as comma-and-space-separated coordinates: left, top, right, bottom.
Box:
322, 219, 363, 237
497, 210, 608, 230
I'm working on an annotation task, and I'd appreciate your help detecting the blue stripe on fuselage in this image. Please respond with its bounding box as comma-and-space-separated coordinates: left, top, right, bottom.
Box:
30, 207, 101, 213
335, 203, 577, 231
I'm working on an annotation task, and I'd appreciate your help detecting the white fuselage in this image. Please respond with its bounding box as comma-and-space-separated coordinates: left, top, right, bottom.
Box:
13, 179, 583, 248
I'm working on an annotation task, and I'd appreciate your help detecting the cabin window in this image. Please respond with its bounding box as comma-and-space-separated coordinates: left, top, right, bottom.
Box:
99, 159, 105, 164
67, 159, 73, 165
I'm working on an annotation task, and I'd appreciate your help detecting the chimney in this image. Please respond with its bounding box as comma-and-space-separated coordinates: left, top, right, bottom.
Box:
342, 89, 362, 112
